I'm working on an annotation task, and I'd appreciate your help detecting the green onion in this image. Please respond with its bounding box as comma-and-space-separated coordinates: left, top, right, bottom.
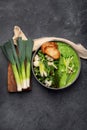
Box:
25, 38, 33, 87
17, 38, 26, 89
0, 38, 33, 91
1, 40, 22, 91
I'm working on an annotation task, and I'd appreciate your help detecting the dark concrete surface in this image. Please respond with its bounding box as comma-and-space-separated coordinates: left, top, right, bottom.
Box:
0, 0, 87, 130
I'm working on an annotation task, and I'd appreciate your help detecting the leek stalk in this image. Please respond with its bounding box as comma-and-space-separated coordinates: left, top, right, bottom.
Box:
0, 38, 33, 91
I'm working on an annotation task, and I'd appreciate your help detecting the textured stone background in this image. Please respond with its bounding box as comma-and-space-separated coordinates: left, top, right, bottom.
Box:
0, 0, 87, 130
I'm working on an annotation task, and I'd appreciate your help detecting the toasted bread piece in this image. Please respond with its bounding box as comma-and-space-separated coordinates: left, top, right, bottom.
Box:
41, 42, 57, 53
45, 47, 60, 59
41, 42, 60, 59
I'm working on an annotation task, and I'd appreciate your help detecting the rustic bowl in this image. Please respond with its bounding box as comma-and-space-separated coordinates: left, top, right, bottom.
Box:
32, 38, 81, 90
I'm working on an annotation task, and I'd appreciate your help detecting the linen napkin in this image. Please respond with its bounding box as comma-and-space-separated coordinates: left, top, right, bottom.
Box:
13, 26, 87, 59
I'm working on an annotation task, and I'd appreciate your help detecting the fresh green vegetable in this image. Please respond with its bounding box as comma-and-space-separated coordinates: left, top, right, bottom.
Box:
39, 61, 47, 77
1, 40, 22, 91
25, 39, 33, 87
0, 38, 33, 91
17, 38, 26, 89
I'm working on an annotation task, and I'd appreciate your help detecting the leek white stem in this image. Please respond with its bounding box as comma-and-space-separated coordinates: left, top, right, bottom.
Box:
12, 64, 22, 91
20, 63, 27, 89
26, 61, 30, 87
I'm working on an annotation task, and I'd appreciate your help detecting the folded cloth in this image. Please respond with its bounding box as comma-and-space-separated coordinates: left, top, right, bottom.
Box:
13, 26, 87, 59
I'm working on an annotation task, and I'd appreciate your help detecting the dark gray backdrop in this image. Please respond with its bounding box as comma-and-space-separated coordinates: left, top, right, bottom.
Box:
0, 0, 87, 130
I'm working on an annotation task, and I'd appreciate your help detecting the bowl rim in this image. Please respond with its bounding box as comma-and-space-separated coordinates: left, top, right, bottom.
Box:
32, 39, 81, 90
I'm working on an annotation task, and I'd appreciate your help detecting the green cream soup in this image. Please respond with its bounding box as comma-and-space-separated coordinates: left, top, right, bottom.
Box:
57, 42, 80, 88
33, 42, 80, 89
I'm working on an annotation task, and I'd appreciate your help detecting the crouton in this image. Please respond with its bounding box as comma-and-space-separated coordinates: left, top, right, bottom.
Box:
41, 42, 60, 59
